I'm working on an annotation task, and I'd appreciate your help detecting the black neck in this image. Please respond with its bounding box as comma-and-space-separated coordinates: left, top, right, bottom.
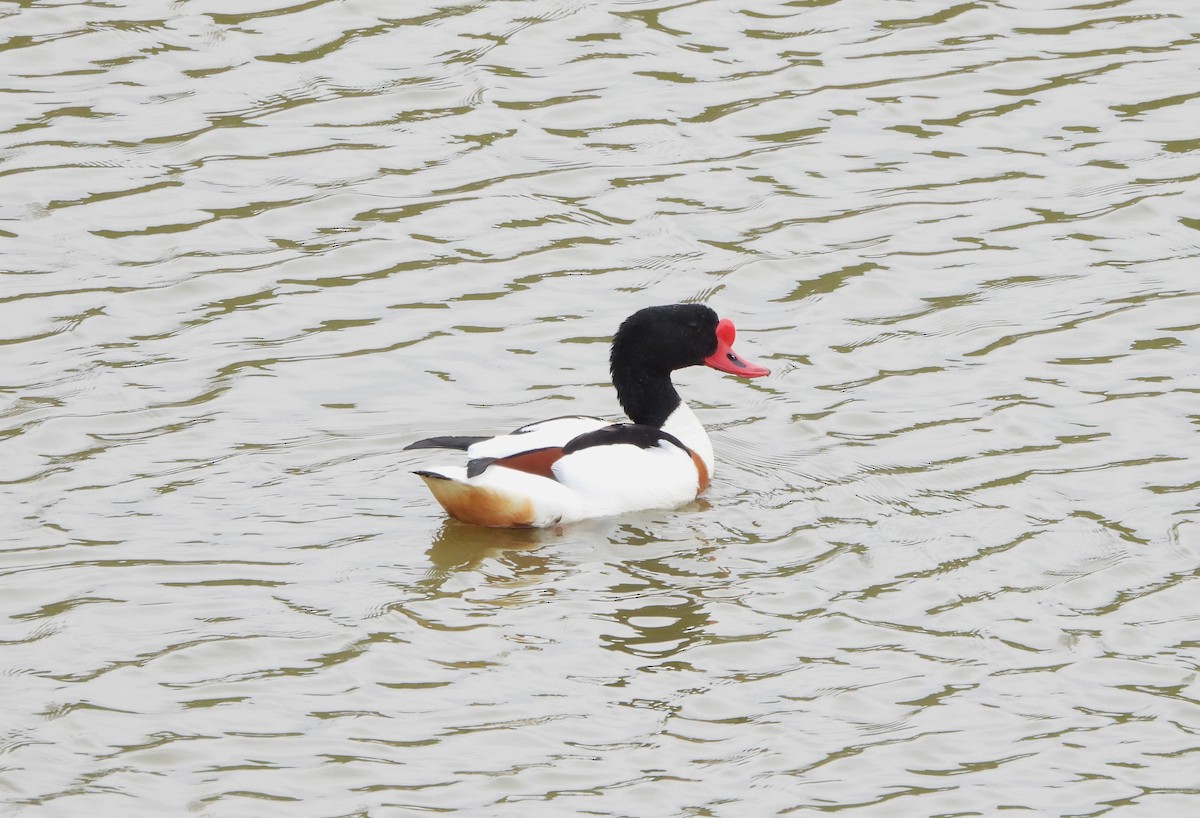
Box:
612, 365, 681, 428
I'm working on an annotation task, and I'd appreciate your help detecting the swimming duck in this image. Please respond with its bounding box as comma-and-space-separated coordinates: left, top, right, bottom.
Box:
406, 304, 770, 527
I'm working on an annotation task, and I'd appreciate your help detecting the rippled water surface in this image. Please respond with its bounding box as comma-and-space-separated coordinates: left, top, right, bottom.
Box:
3, 0, 1199, 815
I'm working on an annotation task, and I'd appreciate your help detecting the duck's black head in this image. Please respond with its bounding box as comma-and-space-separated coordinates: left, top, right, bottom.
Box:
609, 304, 769, 427
611, 304, 722, 375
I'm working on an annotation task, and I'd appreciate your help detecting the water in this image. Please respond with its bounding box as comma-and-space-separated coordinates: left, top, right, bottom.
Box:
2, 0, 1198, 815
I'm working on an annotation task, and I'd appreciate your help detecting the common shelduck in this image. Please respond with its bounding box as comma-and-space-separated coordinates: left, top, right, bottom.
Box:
406, 304, 770, 527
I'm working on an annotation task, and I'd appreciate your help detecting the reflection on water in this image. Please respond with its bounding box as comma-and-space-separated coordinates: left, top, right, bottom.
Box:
3, 0, 1199, 815
424, 521, 553, 575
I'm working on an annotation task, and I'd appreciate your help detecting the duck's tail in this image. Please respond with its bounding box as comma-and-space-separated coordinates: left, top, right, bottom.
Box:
415, 469, 536, 528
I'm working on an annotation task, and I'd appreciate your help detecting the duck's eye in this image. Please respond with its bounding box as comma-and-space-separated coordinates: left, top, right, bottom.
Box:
687, 322, 701, 332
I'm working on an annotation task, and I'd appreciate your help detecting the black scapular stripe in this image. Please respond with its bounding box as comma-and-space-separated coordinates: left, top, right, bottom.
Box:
405, 435, 489, 451
562, 423, 688, 455
466, 457, 497, 478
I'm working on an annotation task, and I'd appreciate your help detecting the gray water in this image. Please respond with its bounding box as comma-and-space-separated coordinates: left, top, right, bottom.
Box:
2, 1, 1199, 815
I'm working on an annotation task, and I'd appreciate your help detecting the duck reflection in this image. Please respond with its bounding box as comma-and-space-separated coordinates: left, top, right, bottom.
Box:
424, 520, 557, 575
421, 517, 727, 663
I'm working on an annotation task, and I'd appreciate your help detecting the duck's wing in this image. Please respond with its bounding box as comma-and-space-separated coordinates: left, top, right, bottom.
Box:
406, 416, 607, 457
404, 435, 489, 451
407, 415, 611, 481
464, 420, 708, 494
464, 415, 610, 461
548, 423, 708, 512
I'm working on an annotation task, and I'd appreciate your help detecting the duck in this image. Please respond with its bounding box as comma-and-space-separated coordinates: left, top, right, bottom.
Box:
405, 304, 770, 527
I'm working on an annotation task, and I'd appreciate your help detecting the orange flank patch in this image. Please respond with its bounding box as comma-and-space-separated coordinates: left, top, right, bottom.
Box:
690, 450, 710, 496
493, 447, 564, 479
418, 473, 535, 528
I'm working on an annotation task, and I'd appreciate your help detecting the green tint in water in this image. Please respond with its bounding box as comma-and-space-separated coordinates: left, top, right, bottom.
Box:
1, 0, 1198, 816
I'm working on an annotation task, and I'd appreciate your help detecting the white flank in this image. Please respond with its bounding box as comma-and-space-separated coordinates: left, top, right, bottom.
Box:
551, 439, 700, 521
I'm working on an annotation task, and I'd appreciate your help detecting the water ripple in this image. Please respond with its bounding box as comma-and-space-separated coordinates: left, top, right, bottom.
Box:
2, 0, 1199, 815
